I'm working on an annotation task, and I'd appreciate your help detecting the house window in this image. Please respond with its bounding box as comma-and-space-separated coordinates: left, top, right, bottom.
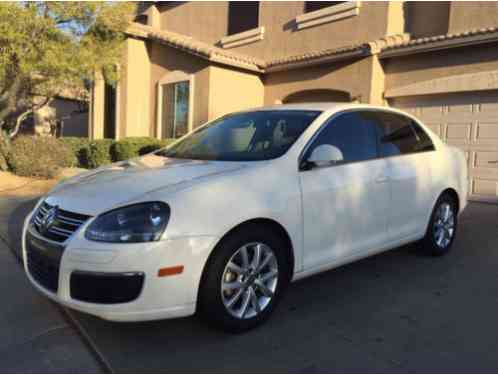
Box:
228, 2, 259, 36
304, 1, 346, 13
161, 81, 190, 139
104, 83, 116, 139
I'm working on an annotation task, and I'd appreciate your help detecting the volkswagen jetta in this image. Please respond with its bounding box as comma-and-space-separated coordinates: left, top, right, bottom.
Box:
23, 104, 468, 332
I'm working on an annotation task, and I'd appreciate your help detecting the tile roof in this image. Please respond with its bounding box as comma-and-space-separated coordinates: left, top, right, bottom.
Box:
127, 23, 266, 72
127, 23, 406, 73
265, 43, 368, 72
127, 22, 498, 72
380, 27, 498, 57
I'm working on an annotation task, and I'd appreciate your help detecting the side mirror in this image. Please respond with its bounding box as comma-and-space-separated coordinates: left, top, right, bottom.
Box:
302, 144, 344, 170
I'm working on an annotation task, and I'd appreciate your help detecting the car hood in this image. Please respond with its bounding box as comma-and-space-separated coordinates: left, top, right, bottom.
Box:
46, 154, 249, 215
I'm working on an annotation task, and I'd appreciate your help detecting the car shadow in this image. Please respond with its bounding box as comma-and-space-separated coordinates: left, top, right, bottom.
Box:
13, 202, 498, 373
6, 197, 38, 259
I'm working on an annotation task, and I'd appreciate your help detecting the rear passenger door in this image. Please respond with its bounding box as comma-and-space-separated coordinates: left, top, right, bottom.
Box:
373, 111, 436, 241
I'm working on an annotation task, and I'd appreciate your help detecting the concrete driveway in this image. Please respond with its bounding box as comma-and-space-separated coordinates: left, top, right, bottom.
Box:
3, 198, 498, 373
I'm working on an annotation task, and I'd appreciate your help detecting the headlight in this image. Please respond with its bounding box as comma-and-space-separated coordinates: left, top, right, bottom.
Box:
85, 202, 170, 243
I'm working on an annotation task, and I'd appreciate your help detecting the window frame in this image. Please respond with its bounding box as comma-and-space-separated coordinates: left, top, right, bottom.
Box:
298, 108, 437, 171
156, 71, 195, 140
295, 1, 361, 30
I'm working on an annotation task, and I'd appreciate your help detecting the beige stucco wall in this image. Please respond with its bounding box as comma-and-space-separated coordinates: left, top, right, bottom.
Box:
159, 2, 229, 45
208, 65, 264, 120
89, 73, 105, 140
120, 38, 151, 138
225, 2, 390, 60
384, 43, 498, 93
448, 1, 498, 34
263, 57, 374, 105
156, 2, 392, 61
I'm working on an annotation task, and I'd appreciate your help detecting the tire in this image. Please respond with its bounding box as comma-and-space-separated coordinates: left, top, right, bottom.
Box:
198, 224, 291, 333
419, 193, 458, 256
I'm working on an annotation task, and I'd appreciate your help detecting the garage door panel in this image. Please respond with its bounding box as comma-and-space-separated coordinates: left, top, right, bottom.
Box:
476, 122, 498, 144
474, 150, 498, 168
471, 179, 497, 197
390, 91, 498, 202
478, 93, 498, 113
446, 122, 472, 144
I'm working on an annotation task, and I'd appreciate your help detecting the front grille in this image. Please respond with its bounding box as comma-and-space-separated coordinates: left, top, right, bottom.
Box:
25, 231, 64, 293
33, 201, 91, 243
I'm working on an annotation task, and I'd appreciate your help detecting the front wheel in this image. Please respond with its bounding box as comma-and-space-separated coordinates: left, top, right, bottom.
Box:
198, 226, 290, 333
420, 193, 458, 256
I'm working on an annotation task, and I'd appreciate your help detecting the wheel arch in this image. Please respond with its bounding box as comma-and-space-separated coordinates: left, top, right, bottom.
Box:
440, 187, 460, 214
424, 187, 460, 234
196, 218, 295, 307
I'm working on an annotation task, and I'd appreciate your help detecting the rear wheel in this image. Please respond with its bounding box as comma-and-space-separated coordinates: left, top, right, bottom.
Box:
198, 225, 290, 333
420, 193, 458, 256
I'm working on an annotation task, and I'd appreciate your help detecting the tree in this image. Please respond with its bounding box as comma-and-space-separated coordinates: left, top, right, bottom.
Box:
0, 2, 136, 142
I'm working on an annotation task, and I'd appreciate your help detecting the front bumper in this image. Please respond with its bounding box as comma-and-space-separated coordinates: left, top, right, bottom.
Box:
22, 211, 218, 322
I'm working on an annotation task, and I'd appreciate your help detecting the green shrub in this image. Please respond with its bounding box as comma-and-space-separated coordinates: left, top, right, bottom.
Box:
59, 137, 91, 168
8, 136, 73, 178
83, 139, 114, 169
111, 137, 176, 161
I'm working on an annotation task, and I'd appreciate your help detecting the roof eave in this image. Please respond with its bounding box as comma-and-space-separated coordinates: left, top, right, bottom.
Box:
265, 48, 368, 73
380, 30, 498, 59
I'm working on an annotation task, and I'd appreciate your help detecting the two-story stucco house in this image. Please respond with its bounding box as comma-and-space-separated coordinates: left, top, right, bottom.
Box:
89, 1, 498, 202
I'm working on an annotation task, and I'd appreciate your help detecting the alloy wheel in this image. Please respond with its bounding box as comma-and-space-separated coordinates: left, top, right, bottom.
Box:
221, 242, 279, 320
433, 202, 455, 248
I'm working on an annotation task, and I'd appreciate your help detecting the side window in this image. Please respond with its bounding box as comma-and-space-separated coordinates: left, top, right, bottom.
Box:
374, 112, 434, 157
412, 121, 436, 152
306, 111, 378, 164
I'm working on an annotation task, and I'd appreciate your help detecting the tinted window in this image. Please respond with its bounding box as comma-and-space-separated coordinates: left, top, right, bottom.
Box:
305, 1, 345, 13
373, 112, 435, 157
228, 2, 259, 35
306, 112, 379, 164
158, 110, 321, 161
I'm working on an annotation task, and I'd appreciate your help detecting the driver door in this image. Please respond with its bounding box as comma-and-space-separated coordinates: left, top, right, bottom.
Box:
299, 111, 391, 270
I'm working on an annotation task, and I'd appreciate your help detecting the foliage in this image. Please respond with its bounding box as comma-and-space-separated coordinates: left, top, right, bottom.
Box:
0, 2, 137, 138
5, 134, 177, 177
83, 139, 114, 169
59, 136, 91, 168
0, 130, 10, 170
110, 137, 176, 162
7, 135, 72, 178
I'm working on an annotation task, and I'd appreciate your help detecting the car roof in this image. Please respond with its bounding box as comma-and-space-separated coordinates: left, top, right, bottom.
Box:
250, 102, 390, 112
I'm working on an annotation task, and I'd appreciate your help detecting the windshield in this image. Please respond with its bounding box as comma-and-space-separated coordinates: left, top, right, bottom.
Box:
157, 110, 321, 161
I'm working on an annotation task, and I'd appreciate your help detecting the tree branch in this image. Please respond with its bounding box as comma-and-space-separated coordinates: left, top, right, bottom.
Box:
8, 108, 32, 139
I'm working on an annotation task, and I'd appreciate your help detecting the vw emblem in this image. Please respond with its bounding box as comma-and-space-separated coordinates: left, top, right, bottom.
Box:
40, 206, 58, 234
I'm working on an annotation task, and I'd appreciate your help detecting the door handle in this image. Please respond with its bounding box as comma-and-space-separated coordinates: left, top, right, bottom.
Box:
375, 176, 389, 184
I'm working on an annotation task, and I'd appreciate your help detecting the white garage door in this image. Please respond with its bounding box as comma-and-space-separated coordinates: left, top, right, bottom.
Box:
390, 91, 498, 202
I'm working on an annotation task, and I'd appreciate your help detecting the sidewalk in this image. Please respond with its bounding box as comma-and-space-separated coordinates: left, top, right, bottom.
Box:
0, 196, 102, 373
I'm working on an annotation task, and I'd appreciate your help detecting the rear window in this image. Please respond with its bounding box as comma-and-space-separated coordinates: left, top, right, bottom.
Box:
372, 112, 435, 157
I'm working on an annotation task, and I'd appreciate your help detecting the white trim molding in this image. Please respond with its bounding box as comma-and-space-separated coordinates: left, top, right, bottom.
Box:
296, 1, 361, 30
385, 70, 498, 98
156, 71, 195, 139
220, 27, 265, 49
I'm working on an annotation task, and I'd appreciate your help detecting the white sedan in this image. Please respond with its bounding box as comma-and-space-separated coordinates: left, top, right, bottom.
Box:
23, 103, 468, 332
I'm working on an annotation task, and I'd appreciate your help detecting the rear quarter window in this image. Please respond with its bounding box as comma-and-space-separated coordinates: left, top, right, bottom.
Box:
373, 111, 435, 157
